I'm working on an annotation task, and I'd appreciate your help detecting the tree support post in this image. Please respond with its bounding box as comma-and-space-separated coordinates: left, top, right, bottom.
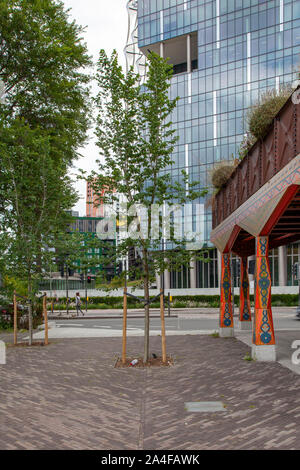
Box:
252, 236, 276, 361
219, 252, 234, 337
13, 291, 17, 346
122, 288, 127, 365
160, 289, 167, 363
43, 295, 48, 346
28, 299, 33, 346
297, 278, 300, 317
239, 257, 252, 330
66, 265, 69, 316
85, 269, 88, 313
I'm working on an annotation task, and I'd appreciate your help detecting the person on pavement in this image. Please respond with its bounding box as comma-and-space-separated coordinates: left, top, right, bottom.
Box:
75, 292, 84, 316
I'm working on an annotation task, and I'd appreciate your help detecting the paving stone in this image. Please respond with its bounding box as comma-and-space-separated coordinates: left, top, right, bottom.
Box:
0, 335, 299, 449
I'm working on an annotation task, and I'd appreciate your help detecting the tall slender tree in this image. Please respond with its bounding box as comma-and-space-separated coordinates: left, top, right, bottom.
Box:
0, 122, 78, 343
0, 0, 91, 162
93, 50, 206, 362
0, 0, 91, 343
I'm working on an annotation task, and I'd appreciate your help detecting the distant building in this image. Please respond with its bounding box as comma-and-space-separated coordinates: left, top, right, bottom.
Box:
86, 180, 99, 217
86, 180, 110, 218
39, 215, 116, 292
70, 215, 116, 279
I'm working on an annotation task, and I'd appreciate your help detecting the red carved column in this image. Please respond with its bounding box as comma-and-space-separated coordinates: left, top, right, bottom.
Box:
252, 236, 276, 361
220, 253, 234, 337
239, 257, 252, 330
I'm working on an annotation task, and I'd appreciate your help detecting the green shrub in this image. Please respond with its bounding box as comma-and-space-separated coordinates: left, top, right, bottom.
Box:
244, 353, 254, 361
18, 312, 42, 330
210, 160, 237, 190
271, 294, 298, 307
173, 301, 188, 308
247, 87, 292, 140
0, 315, 12, 330
48, 293, 298, 310
0, 300, 43, 330
93, 303, 122, 309
211, 331, 220, 338
237, 133, 256, 160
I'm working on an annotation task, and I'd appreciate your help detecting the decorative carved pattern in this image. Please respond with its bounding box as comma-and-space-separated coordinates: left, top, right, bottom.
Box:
239, 257, 251, 322
220, 254, 233, 328
253, 237, 275, 346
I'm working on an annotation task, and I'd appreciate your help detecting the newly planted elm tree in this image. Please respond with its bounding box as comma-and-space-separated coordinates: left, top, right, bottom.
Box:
92, 50, 207, 362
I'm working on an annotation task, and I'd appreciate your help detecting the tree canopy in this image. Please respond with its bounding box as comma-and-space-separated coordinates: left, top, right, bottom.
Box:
0, 0, 91, 343
92, 50, 207, 361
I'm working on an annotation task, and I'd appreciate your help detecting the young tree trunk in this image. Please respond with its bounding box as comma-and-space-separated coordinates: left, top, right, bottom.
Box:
144, 281, 150, 363
28, 277, 33, 346
143, 249, 150, 363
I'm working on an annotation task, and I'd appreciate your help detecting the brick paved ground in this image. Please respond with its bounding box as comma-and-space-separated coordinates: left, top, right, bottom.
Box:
0, 334, 300, 450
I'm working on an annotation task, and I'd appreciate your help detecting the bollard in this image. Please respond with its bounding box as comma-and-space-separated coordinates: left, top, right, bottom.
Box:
0, 341, 6, 365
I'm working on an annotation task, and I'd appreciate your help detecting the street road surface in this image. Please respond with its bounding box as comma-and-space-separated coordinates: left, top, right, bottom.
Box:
53, 311, 300, 332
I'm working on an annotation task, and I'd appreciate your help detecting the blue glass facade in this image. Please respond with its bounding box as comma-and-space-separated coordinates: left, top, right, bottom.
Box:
138, 0, 300, 238
136, 0, 300, 288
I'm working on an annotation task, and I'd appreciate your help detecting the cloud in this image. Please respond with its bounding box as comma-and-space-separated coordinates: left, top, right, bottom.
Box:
62, 0, 129, 215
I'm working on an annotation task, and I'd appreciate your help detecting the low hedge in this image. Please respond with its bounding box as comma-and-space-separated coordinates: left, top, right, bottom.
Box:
0, 310, 43, 330
49, 294, 299, 309
269, 294, 298, 307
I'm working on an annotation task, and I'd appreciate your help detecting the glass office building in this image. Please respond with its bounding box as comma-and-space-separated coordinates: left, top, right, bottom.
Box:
128, 0, 300, 288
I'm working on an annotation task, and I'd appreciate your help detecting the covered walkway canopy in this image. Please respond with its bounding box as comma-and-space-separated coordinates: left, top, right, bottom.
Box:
210, 89, 300, 361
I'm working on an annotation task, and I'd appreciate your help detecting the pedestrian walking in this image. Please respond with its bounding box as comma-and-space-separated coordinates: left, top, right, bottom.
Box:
52, 291, 59, 314
75, 292, 84, 316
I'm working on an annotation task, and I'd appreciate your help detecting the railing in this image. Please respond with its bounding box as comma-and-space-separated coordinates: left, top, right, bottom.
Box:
212, 91, 300, 228
38, 279, 96, 291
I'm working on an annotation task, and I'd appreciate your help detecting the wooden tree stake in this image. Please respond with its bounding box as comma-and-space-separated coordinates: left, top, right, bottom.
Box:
13, 291, 17, 346
44, 295, 48, 346
122, 288, 127, 365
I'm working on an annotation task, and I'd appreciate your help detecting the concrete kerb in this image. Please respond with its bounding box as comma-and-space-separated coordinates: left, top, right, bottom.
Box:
48, 314, 178, 321
32, 328, 217, 340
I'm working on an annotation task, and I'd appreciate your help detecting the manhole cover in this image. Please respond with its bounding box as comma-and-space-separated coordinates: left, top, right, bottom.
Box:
185, 402, 226, 412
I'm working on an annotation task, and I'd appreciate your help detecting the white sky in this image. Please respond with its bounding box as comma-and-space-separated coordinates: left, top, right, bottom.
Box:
62, 0, 129, 215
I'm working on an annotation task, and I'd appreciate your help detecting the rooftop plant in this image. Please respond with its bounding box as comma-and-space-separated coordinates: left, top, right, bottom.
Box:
237, 132, 256, 160
206, 158, 238, 208
210, 159, 238, 191
246, 86, 292, 140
